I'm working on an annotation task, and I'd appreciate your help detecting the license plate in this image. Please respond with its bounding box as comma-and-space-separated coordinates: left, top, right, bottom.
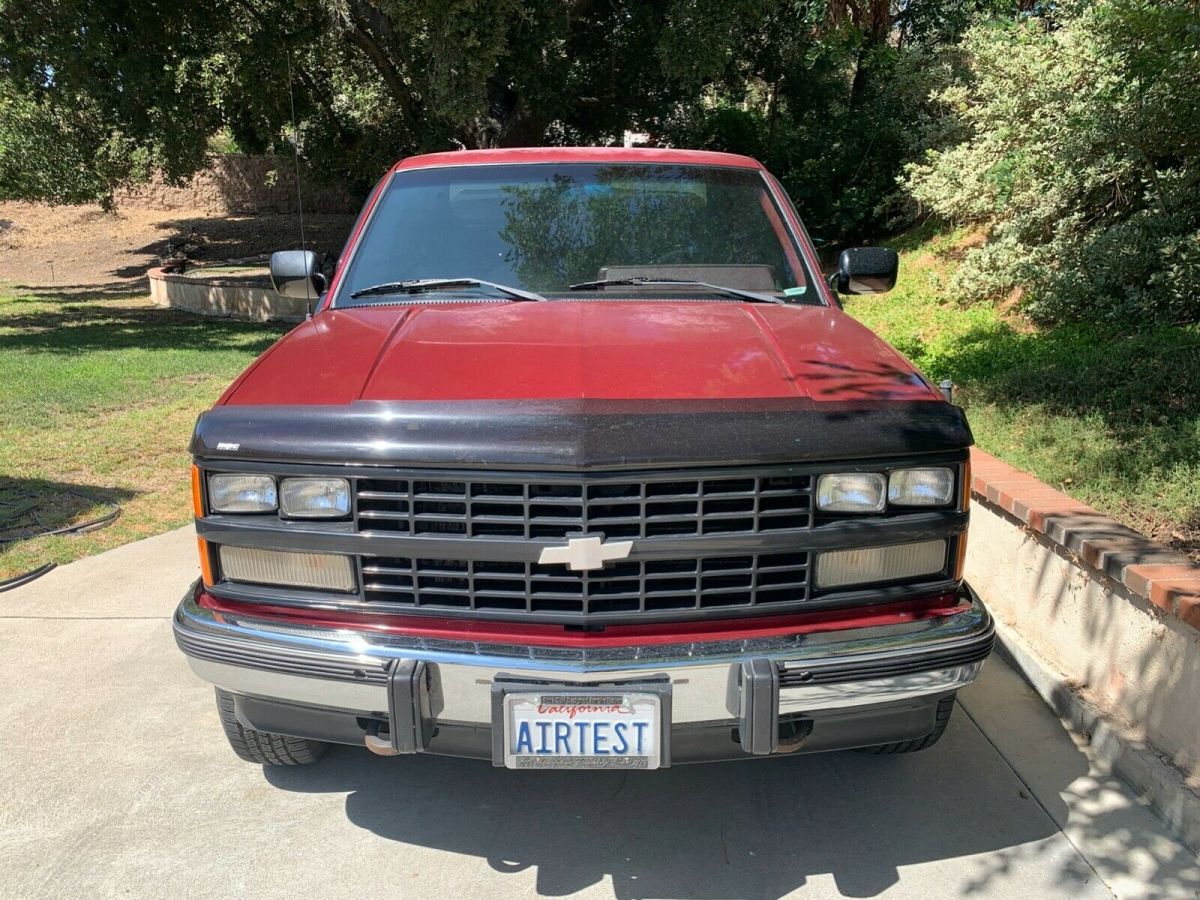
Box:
501, 691, 663, 770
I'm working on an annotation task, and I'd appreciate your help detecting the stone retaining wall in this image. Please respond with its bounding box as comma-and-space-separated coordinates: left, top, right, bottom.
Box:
148, 267, 306, 322
117, 154, 359, 216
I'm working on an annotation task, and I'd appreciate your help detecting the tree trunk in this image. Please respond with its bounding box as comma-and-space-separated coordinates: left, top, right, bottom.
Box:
459, 76, 548, 149
848, 39, 871, 112
847, 0, 890, 112
341, 0, 424, 139
497, 107, 548, 147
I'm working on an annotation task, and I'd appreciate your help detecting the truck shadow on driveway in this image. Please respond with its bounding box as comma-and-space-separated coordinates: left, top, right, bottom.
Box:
263, 708, 1087, 899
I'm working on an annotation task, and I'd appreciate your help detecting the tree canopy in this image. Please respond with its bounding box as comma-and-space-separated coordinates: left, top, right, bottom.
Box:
1, 0, 1197, 325
0, 2, 998, 227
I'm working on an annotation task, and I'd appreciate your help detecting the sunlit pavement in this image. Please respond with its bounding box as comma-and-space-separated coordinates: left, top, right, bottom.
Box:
2, 527, 1197, 899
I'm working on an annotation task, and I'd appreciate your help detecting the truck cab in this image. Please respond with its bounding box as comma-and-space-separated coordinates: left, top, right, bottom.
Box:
175, 147, 992, 768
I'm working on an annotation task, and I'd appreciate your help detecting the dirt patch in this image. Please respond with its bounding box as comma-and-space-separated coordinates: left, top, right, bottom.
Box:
183, 265, 273, 287
0, 201, 356, 293
941, 228, 989, 261
1119, 502, 1200, 565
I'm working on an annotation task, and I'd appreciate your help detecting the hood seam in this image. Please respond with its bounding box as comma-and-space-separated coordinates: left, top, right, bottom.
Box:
360, 307, 424, 400
739, 306, 802, 395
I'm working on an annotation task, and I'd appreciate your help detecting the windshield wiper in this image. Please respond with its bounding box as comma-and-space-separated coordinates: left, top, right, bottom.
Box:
349, 278, 546, 302
567, 277, 784, 305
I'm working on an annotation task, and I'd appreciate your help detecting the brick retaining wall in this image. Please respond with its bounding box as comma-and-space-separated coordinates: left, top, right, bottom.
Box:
965, 448, 1200, 787
971, 450, 1199, 632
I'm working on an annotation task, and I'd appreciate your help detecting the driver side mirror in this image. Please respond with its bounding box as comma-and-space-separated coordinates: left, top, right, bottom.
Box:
270, 250, 326, 301
833, 247, 899, 295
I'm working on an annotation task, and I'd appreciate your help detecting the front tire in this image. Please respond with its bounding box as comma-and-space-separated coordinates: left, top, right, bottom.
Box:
856, 694, 956, 755
215, 689, 328, 765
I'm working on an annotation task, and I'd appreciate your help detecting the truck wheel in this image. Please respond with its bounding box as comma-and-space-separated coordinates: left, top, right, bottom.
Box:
856, 694, 956, 755
215, 689, 328, 765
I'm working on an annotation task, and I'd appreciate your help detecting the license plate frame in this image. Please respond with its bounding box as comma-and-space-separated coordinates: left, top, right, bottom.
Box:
491, 680, 672, 770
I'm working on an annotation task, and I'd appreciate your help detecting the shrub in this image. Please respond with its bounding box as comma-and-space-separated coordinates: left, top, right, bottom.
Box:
904, 0, 1200, 327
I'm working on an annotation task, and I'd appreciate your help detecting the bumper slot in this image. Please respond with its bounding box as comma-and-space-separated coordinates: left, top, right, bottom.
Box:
365, 659, 435, 756
736, 659, 780, 755
779, 633, 994, 686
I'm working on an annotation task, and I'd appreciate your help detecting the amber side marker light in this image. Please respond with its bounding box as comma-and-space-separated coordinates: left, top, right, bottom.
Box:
190, 466, 215, 586
196, 538, 216, 587
955, 459, 972, 580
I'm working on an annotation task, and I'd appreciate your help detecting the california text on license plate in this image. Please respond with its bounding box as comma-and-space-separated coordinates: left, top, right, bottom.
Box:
502, 692, 663, 770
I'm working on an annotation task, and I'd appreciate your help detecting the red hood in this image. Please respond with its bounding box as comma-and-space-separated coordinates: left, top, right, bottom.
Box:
220, 301, 938, 406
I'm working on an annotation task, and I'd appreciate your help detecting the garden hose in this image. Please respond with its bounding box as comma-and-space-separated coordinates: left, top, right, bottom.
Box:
0, 504, 121, 544
0, 563, 57, 593
0, 492, 123, 592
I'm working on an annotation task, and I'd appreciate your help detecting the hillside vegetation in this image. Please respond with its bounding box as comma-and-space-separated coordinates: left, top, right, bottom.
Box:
846, 227, 1200, 558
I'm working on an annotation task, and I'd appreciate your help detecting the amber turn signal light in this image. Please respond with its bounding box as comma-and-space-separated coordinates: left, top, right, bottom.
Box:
953, 533, 969, 581
190, 465, 204, 519
191, 466, 214, 585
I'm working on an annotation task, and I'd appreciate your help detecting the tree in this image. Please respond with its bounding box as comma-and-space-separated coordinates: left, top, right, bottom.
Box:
0, 0, 1044, 247
0, 0, 747, 201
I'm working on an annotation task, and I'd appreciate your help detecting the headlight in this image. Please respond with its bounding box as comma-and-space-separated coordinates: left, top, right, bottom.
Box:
816, 473, 886, 513
888, 467, 954, 506
218, 546, 356, 592
208, 474, 277, 513
816, 539, 947, 588
280, 477, 351, 518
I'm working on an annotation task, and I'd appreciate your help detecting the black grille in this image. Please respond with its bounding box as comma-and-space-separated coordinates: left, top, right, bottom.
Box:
361, 551, 810, 614
355, 472, 812, 539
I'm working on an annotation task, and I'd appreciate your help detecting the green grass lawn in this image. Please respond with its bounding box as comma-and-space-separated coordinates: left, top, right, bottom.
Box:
844, 227, 1200, 558
0, 288, 286, 580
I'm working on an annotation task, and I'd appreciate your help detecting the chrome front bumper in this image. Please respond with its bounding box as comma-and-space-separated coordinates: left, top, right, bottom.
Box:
175, 583, 993, 760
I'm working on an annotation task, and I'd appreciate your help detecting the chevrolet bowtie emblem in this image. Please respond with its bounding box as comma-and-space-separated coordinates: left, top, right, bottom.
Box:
537, 536, 634, 571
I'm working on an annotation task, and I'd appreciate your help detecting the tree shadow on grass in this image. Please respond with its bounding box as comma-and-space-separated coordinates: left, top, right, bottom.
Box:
948, 323, 1197, 420
932, 319, 1200, 554
0, 291, 288, 356
6, 280, 150, 299
0, 476, 138, 543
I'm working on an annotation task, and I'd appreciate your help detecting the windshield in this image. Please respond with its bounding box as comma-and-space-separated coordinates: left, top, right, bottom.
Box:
334, 163, 814, 304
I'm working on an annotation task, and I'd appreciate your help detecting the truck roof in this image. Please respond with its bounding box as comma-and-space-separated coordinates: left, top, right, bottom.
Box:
392, 146, 765, 172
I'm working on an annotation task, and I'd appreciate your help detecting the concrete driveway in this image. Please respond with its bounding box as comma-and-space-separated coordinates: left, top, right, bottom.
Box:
2, 527, 1198, 899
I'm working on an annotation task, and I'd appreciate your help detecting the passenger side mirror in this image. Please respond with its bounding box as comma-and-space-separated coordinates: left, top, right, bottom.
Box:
270, 250, 326, 302
834, 247, 899, 295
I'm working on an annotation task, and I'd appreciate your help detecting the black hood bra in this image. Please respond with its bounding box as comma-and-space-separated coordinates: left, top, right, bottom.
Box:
192, 398, 972, 470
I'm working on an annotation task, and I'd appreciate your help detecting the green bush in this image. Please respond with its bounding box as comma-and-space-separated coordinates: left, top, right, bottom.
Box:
904, 0, 1200, 327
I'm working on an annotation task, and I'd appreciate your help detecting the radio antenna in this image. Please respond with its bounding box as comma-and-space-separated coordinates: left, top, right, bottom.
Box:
286, 50, 313, 319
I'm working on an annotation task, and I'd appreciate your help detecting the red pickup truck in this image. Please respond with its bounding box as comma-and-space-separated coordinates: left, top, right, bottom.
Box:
174, 147, 992, 769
